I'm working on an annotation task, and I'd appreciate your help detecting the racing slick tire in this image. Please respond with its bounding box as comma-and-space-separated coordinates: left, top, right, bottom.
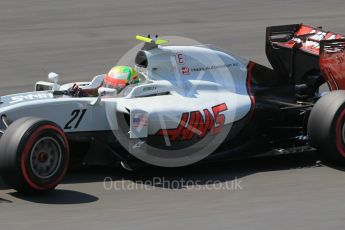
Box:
0, 117, 70, 194
308, 90, 345, 164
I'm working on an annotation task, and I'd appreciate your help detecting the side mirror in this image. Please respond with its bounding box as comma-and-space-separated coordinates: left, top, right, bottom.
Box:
48, 72, 59, 83
48, 72, 60, 91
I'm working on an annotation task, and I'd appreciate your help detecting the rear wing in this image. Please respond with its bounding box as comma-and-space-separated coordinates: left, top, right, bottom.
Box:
266, 23, 345, 85
320, 39, 345, 90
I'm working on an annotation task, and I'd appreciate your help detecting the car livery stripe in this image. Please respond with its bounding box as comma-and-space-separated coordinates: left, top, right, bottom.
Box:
246, 61, 256, 117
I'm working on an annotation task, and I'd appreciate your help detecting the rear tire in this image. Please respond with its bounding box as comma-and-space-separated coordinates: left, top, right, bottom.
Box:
308, 90, 345, 164
0, 117, 69, 194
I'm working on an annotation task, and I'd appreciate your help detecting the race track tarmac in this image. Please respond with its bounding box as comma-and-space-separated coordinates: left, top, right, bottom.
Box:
1, 0, 345, 229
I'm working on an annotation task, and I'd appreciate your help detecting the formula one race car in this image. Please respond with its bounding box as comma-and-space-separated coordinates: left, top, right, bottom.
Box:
1, 23, 345, 194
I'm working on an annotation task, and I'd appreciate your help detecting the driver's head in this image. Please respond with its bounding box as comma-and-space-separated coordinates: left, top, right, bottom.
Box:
104, 66, 139, 91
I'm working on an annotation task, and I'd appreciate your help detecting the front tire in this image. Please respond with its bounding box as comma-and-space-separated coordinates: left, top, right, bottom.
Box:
0, 117, 69, 194
308, 90, 345, 164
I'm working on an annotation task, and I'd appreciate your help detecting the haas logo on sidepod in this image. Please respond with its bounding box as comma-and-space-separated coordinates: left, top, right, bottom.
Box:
156, 103, 228, 141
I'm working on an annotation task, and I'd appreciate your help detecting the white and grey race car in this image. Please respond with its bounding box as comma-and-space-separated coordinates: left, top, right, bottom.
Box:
1, 24, 345, 194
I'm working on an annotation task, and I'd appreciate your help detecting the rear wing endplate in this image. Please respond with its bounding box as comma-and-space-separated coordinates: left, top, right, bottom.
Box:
320, 39, 345, 90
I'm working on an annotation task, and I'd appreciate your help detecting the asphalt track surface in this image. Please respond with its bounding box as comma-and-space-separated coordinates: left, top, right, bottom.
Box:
1, 0, 345, 229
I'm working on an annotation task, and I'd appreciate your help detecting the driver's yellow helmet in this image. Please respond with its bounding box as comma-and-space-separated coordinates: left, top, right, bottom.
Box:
104, 66, 139, 90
